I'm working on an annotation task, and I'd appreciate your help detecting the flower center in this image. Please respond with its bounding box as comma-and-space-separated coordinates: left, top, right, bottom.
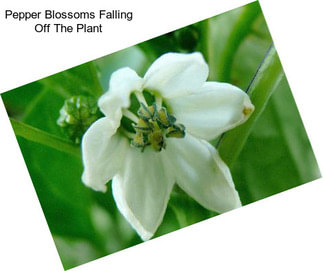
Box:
120, 90, 185, 152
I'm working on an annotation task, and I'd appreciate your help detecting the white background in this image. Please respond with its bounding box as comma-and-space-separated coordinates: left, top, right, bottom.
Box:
0, 0, 322, 270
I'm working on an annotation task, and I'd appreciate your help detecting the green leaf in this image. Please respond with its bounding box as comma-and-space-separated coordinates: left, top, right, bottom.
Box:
136, 20, 210, 63
54, 236, 102, 270
136, 32, 178, 62
216, 1, 261, 82
231, 10, 273, 89
40, 61, 103, 98
1, 81, 43, 117
18, 138, 97, 241
10, 118, 80, 157
2, 69, 104, 252
1, 51, 155, 260
208, 2, 271, 81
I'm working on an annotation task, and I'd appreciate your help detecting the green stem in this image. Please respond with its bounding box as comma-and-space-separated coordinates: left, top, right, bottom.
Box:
217, 45, 284, 168
216, 2, 261, 82
10, 118, 80, 157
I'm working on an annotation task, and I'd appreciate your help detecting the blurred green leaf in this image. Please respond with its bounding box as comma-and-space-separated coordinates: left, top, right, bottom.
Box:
1, 81, 43, 118
231, 11, 273, 89
208, 2, 271, 81
11, 118, 80, 157
18, 138, 98, 241
218, 45, 284, 167
137, 32, 178, 62
210, 3, 320, 206
232, 77, 320, 204
40, 61, 103, 98
136, 21, 209, 63
2, 46, 154, 266
216, 1, 261, 82
54, 235, 102, 270
22, 86, 68, 136
4, 76, 105, 255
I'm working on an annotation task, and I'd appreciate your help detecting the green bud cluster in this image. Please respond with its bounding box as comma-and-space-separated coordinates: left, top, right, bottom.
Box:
131, 102, 185, 152
57, 95, 102, 144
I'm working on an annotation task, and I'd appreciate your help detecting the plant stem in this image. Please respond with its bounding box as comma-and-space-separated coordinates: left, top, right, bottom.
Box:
216, 2, 261, 82
10, 118, 81, 157
217, 45, 284, 168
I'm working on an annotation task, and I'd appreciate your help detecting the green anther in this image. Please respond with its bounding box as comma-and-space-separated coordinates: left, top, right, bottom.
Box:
132, 118, 152, 134
128, 98, 186, 152
157, 108, 168, 126
148, 129, 166, 152
131, 133, 147, 151
156, 107, 176, 128
137, 103, 157, 120
167, 114, 176, 126
166, 124, 186, 138
149, 104, 157, 119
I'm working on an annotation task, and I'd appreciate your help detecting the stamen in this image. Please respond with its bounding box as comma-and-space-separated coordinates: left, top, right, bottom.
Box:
156, 107, 176, 128
155, 95, 163, 109
122, 109, 139, 123
137, 103, 157, 120
126, 93, 186, 153
166, 124, 185, 138
148, 128, 165, 152
135, 91, 148, 106
133, 119, 152, 134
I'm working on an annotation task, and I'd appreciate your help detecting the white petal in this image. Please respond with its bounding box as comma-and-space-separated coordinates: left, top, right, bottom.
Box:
143, 52, 208, 99
165, 134, 241, 213
98, 67, 143, 117
112, 148, 174, 241
167, 82, 254, 140
81, 117, 128, 192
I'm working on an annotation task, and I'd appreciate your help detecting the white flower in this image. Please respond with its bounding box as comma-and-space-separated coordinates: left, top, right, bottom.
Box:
81, 52, 254, 241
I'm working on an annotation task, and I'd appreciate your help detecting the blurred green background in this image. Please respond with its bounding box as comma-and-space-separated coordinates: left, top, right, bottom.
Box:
1, 1, 320, 270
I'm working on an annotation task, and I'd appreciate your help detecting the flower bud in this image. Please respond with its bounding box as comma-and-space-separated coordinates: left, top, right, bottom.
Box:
57, 95, 102, 144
